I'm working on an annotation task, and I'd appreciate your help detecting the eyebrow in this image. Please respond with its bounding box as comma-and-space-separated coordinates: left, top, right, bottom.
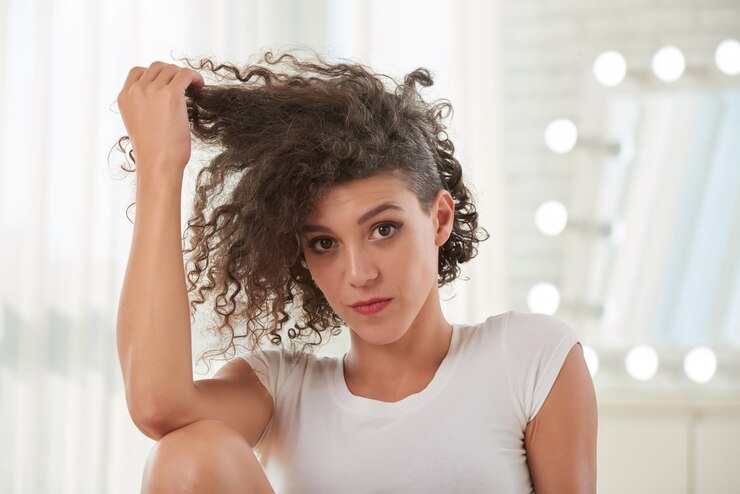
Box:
299, 203, 404, 234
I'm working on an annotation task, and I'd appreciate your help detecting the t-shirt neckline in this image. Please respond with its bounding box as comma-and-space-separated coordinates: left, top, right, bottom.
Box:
330, 323, 462, 416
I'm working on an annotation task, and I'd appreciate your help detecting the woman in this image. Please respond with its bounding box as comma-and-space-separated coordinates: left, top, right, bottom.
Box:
115, 49, 597, 494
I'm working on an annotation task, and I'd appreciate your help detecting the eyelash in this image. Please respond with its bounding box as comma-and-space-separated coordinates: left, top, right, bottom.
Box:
308, 222, 402, 254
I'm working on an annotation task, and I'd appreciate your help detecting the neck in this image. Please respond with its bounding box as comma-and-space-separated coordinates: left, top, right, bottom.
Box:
343, 286, 453, 391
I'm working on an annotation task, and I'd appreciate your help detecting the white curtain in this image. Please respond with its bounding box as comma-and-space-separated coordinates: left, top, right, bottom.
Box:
0, 1, 505, 492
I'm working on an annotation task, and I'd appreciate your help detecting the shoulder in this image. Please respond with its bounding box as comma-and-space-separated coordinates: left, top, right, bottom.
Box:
506, 310, 578, 336
473, 309, 576, 335
500, 311, 583, 421
505, 309, 579, 350
463, 310, 579, 352
239, 345, 313, 396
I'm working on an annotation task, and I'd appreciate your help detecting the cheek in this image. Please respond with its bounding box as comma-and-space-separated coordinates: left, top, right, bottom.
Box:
393, 235, 437, 281
306, 262, 338, 298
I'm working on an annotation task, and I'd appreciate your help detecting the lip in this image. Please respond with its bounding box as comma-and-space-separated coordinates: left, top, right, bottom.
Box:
350, 298, 392, 316
350, 297, 391, 307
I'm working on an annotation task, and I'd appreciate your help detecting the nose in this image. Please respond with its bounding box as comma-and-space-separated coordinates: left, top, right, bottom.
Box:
345, 244, 378, 287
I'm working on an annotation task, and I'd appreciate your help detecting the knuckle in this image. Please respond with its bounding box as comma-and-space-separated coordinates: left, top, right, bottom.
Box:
169, 69, 185, 82
129, 83, 148, 97
162, 66, 180, 78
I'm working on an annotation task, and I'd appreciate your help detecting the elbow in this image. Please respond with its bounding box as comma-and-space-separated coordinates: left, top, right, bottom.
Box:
122, 384, 199, 441
126, 398, 175, 441
129, 406, 169, 441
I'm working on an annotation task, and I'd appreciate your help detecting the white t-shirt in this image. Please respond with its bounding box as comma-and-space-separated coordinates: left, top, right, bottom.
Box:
241, 310, 581, 493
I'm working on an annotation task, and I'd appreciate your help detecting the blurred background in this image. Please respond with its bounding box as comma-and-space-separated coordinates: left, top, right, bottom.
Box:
1, 0, 739, 492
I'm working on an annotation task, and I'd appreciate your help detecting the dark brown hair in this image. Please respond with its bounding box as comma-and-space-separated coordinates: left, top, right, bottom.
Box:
113, 48, 489, 372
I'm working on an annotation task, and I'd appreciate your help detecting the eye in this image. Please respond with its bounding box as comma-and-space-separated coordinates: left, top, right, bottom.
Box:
307, 236, 335, 254
370, 222, 401, 240
317, 238, 333, 250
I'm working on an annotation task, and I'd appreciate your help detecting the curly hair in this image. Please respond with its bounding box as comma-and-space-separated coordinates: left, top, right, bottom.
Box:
113, 47, 489, 373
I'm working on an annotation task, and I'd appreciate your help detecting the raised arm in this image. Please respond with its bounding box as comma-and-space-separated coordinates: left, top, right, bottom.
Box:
524, 342, 598, 493
115, 63, 273, 445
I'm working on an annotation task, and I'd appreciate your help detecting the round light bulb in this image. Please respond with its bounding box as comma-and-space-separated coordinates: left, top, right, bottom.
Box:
544, 118, 578, 154
593, 50, 627, 87
715, 39, 740, 76
683, 347, 717, 384
652, 46, 686, 82
625, 345, 659, 381
535, 200, 568, 236
527, 282, 561, 315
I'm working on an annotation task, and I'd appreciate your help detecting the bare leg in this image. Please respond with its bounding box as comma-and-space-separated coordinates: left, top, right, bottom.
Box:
140, 419, 275, 494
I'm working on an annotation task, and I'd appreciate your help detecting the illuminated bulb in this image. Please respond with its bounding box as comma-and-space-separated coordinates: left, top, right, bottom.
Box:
625, 345, 659, 381
582, 345, 599, 377
544, 118, 578, 154
652, 46, 686, 82
527, 282, 561, 315
683, 347, 717, 383
715, 39, 740, 76
593, 50, 627, 87
535, 200, 568, 236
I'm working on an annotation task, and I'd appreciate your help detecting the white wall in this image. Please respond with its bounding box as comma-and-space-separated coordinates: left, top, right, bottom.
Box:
597, 397, 740, 493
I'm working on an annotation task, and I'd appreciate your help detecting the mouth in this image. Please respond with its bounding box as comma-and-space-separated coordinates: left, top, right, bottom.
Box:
350, 298, 393, 316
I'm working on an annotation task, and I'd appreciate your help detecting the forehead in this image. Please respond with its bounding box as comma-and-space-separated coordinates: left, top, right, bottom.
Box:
307, 172, 413, 217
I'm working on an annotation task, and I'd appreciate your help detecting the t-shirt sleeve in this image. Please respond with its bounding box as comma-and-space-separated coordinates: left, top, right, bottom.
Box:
240, 345, 308, 452
504, 310, 581, 424
241, 347, 284, 402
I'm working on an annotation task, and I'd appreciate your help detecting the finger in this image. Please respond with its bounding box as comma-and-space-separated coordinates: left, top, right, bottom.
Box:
120, 66, 146, 93
170, 67, 206, 93
139, 61, 171, 83
152, 65, 181, 87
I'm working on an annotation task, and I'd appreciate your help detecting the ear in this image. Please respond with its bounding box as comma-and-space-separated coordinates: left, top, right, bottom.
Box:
432, 189, 455, 247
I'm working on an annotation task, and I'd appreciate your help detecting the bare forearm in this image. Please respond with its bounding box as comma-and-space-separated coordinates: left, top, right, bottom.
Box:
116, 168, 197, 427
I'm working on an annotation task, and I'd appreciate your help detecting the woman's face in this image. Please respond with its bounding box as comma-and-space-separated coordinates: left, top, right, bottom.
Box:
299, 170, 454, 346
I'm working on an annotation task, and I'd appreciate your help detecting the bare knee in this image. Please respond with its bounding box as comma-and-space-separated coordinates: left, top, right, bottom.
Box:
141, 419, 273, 494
